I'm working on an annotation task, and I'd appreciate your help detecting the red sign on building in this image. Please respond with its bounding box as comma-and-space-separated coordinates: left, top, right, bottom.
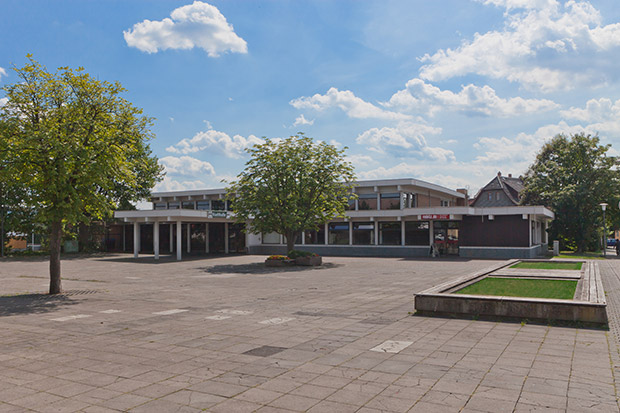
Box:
420, 214, 450, 220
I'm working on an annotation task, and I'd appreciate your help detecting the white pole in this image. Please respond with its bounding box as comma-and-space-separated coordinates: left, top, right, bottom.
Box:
154, 221, 160, 260
176, 221, 182, 260
133, 222, 139, 258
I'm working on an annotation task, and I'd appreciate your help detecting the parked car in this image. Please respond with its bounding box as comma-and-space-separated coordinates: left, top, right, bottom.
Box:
607, 238, 618, 247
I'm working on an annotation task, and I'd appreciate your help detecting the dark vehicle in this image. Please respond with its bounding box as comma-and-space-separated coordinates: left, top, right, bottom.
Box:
607, 239, 618, 247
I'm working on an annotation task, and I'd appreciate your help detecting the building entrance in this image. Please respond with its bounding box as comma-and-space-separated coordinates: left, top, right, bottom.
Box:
433, 221, 459, 255
209, 223, 226, 253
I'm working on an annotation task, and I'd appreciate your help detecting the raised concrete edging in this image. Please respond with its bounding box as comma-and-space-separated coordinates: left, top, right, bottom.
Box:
414, 260, 608, 324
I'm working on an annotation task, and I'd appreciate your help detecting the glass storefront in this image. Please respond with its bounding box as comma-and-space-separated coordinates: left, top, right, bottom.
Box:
433, 221, 459, 255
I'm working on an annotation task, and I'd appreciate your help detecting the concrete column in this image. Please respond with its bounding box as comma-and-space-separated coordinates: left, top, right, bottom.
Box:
374, 221, 379, 245
324, 223, 329, 245
224, 223, 229, 254
133, 222, 139, 258
186, 223, 191, 253
377, 193, 381, 210
122, 225, 126, 252
169, 223, 173, 253
349, 221, 353, 245
301, 231, 305, 245
205, 223, 209, 253
528, 218, 532, 247
401, 220, 406, 246
154, 221, 160, 260
429, 221, 434, 246
176, 221, 182, 260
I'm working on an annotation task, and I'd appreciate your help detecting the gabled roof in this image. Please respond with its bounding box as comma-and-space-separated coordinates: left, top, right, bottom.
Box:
471, 173, 524, 207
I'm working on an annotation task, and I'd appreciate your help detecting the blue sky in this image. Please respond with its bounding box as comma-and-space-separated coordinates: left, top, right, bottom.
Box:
2, 0, 620, 199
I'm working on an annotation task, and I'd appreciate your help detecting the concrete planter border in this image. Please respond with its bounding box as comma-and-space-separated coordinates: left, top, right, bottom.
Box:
265, 259, 295, 267
414, 259, 607, 325
295, 256, 322, 266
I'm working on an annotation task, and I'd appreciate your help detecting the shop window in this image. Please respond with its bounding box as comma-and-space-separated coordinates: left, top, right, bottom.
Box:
358, 194, 377, 210
153, 202, 167, 210
328, 223, 349, 245
304, 226, 325, 244
212, 200, 225, 211
352, 222, 374, 245
196, 200, 210, 210
405, 221, 429, 245
168, 201, 180, 209
380, 193, 401, 210
182, 201, 195, 209
379, 222, 401, 245
262, 232, 280, 244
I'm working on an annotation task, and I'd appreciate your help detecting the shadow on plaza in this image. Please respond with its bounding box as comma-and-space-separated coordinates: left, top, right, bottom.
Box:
0, 293, 79, 317
94, 253, 242, 264
200, 262, 343, 274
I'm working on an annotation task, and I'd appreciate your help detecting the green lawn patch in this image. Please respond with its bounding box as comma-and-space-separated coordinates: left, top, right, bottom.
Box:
510, 261, 582, 270
556, 251, 604, 260
454, 277, 577, 300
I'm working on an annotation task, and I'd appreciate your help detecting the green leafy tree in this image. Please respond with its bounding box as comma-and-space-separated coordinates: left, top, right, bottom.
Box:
227, 135, 356, 253
521, 133, 620, 252
0, 56, 163, 293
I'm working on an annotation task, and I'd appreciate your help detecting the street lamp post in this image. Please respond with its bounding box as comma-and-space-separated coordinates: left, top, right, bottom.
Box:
601, 203, 608, 257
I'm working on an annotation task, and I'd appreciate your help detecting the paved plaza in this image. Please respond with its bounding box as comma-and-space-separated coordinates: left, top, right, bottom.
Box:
1, 254, 619, 412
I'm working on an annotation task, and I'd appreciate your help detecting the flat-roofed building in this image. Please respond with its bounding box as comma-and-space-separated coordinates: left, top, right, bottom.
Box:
113, 177, 553, 260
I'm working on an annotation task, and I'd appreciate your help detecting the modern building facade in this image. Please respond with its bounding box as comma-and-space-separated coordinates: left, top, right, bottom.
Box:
113, 176, 553, 260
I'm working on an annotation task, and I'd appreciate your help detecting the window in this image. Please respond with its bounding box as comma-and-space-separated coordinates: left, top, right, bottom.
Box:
182, 201, 195, 209
358, 194, 377, 210
379, 222, 401, 245
196, 200, 210, 210
405, 193, 416, 208
380, 193, 400, 210
262, 232, 280, 244
212, 200, 225, 210
304, 226, 325, 245
496, 192, 500, 201
405, 221, 429, 245
154, 202, 167, 210
346, 199, 356, 210
440, 200, 450, 207
168, 201, 180, 209
328, 223, 349, 245
226, 199, 234, 211
352, 222, 374, 245
487, 193, 493, 201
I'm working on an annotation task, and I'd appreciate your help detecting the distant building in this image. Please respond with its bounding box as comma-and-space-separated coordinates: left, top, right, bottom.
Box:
471, 172, 524, 207
113, 175, 553, 260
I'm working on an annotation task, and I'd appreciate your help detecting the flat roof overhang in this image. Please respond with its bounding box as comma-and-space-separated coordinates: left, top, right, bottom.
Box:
114, 209, 234, 223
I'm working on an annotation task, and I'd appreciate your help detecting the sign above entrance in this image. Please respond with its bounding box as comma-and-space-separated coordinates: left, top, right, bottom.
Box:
210, 211, 228, 219
420, 214, 450, 220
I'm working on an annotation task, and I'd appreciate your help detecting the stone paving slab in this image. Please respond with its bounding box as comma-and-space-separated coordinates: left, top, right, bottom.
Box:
0, 254, 618, 412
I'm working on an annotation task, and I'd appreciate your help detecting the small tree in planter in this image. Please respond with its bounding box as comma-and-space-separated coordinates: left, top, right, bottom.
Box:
227, 134, 356, 253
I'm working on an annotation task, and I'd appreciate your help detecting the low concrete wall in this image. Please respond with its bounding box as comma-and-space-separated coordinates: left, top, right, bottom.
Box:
415, 294, 607, 324
248, 245, 430, 257
459, 244, 546, 259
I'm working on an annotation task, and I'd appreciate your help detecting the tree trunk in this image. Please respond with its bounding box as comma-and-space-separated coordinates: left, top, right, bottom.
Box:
49, 220, 63, 294
286, 231, 297, 255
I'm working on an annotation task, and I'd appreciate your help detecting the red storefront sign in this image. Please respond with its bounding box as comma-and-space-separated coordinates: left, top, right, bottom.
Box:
420, 214, 450, 220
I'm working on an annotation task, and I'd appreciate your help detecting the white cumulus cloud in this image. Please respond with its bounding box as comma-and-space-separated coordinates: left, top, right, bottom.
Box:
0, 67, 7, 81
385, 78, 558, 117
166, 129, 264, 158
159, 156, 215, 176
154, 177, 210, 192
0, 97, 7, 107
420, 1, 620, 91
124, 1, 247, 56
355, 122, 453, 161
293, 114, 314, 126
560, 98, 620, 138
290, 87, 410, 121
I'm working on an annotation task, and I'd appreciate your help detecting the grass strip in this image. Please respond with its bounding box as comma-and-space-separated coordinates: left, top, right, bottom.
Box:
454, 277, 577, 300
510, 261, 582, 270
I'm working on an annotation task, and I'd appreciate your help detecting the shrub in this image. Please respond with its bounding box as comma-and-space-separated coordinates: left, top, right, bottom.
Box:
287, 250, 319, 259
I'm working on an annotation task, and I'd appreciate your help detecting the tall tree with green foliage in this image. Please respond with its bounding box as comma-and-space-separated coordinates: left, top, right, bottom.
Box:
521, 133, 620, 252
0, 56, 163, 293
227, 135, 356, 253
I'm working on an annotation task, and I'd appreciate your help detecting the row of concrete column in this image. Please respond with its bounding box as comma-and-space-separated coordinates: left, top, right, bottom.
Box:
132, 221, 229, 261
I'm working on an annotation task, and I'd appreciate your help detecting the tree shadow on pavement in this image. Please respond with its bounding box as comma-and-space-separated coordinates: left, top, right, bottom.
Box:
0, 293, 79, 317
198, 262, 342, 274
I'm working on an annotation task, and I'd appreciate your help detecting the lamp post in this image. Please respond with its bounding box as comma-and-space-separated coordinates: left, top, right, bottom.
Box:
601, 203, 608, 257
